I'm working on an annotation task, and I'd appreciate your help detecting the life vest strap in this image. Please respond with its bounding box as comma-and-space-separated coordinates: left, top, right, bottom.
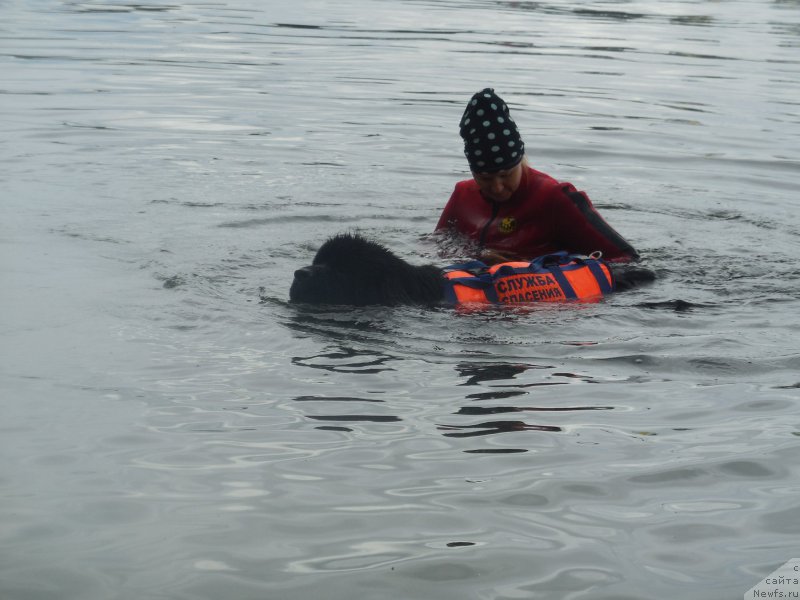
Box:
442, 280, 459, 304
544, 266, 578, 300
442, 273, 499, 303
585, 259, 614, 294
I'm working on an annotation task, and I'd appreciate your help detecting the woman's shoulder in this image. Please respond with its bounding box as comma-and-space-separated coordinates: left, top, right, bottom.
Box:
525, 165, 562, 187
521, 165, 570, 200
452, 177, 480, 197
454, 177, 479, 190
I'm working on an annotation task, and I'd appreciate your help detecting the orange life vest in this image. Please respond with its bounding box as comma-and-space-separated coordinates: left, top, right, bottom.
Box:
442, 252, 614, 305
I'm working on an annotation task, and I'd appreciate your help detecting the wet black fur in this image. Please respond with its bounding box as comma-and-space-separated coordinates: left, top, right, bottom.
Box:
289, 233, 443, 306
289, 233, 654, 306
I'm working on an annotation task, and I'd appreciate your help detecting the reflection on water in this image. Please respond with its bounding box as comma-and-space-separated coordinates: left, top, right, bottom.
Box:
2, 0, 800, 599
289, 356, 623, 443
456, 361, 538, 384
438, 420, 562, 438
455, 405, 613, 414
292, 346, 396, 374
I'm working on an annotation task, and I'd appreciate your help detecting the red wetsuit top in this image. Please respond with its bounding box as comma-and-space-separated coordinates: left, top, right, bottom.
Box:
435, 165, 639, 262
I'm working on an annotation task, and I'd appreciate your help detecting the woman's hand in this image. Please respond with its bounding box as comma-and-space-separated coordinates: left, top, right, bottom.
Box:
479, 249, 519, 265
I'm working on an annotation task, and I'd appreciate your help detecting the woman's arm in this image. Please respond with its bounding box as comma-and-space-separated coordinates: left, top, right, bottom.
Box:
553, 184, 640, 262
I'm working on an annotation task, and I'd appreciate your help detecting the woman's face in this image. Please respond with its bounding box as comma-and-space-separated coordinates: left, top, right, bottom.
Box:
472, 162, 523, 203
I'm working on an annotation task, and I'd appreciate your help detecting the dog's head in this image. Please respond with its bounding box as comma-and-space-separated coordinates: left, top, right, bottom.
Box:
289, 233, 442, 306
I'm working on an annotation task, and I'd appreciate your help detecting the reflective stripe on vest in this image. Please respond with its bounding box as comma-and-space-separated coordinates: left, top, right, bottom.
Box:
442, 252, 614, 305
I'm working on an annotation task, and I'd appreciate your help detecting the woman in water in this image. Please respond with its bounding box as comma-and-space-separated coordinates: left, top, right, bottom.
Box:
435, 88, 639, 264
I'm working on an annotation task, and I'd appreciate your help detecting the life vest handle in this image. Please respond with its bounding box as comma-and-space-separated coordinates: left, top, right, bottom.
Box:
442, 260, 490, 276
530, 251, 574, 269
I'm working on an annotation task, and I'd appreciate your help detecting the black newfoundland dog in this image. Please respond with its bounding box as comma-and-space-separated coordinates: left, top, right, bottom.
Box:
289, 233, 653, 306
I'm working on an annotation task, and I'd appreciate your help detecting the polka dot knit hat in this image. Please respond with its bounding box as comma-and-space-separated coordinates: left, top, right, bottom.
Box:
459, 88, 524, 173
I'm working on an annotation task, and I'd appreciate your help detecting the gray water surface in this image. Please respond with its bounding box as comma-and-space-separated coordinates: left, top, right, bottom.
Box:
2, 1, 799, 599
